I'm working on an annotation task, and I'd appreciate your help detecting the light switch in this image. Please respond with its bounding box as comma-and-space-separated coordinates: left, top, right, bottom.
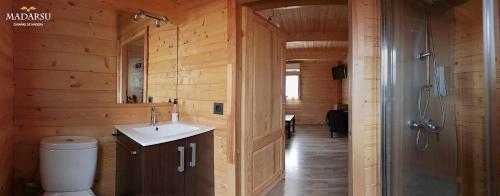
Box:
214, 103, 223, 115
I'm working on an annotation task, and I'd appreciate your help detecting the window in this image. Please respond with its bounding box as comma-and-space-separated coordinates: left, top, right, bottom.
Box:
286, 63, 300, 101
286, 75, 299, 100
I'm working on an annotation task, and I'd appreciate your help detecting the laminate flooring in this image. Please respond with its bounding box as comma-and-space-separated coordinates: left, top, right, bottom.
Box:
267, 125, 348, 196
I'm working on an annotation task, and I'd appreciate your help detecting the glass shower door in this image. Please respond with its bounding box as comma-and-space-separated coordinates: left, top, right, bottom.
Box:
485, 0, 499, 195
382, 1, 458, 195
382, 0, 490, 195
383, 0, 500, 195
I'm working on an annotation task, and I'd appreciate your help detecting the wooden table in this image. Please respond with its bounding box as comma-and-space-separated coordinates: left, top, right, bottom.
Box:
285, 114, 295, 139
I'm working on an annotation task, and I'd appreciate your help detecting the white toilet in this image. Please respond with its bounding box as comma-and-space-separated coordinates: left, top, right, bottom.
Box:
40, 136, 98, 196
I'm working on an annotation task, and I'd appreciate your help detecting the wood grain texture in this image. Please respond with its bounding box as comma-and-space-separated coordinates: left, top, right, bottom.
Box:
342, 74, 348, 104
286, 31, 348, 42
11, 1, 173, 195
285, 62, 343, 125
240, 7, 286, 196
103, 0, 180, 24
244, 0, 347, 11
0, 0, 14, 194
267, 125, 348, 196
256, 5, 347, 34
257, 4, 348, 59
286, 41, 348, 49
285, 48, 347, 62
348, 0, 380, 195
452, 1, 487, 195
186, 131, 215, 196
177, 0, 236, 195
117, 12, 178, 103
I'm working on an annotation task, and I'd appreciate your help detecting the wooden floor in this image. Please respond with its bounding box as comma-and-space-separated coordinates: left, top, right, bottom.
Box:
267, 125, 348, 196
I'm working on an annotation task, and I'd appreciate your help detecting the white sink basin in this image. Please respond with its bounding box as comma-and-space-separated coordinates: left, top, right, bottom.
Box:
114, 122, 214, 146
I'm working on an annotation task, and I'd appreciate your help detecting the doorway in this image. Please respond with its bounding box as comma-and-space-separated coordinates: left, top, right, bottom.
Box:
237, 2, 350, 195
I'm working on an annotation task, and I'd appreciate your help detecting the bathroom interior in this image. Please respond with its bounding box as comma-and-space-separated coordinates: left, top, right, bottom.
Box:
1, 0, 233, 195
0, 0, 498, 195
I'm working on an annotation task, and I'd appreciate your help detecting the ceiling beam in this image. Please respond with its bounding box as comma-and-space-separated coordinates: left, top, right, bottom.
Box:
242, 0, 347, 11
105, 0, 179, 24
285, 48, 348, 62
286, 31, 348, 42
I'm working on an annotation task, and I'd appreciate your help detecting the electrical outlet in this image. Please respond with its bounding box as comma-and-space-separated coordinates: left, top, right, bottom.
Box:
214, 103, 223, 115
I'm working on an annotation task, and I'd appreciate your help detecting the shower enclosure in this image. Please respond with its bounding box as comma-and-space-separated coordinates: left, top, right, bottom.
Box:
381, 0, 499, 195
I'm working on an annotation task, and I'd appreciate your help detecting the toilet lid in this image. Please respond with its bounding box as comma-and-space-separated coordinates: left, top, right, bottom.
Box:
41, 136, 98, 150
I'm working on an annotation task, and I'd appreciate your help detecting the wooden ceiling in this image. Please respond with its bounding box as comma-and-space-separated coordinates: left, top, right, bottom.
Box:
105, 0, 179, 23
257, 5, 348, 34
248, 0, 348, 62
106, 0, 348, 62
286, 40, 348, 49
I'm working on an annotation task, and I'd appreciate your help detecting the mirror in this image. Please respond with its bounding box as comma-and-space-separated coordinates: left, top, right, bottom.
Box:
121, 30, 147, 103
117, 10, 178, 104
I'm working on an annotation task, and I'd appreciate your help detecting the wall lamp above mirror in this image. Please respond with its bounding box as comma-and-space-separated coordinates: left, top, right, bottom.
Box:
133, 10, 169, 28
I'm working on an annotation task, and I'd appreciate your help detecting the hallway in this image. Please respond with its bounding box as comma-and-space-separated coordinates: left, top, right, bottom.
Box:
267, 125, 348, 196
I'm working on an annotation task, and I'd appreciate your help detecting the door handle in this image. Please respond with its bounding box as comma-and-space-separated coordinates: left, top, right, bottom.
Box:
189, 143, 196, 167
177, 146, 185, 172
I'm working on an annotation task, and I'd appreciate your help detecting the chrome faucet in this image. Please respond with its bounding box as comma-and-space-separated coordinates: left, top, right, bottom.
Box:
150, 106, 161, 126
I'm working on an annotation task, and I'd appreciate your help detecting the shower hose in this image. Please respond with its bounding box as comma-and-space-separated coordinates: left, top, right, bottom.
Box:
415, 57, 446, 152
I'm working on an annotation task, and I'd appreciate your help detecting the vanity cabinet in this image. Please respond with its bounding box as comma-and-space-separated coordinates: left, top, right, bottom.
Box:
115, 130, 214, 196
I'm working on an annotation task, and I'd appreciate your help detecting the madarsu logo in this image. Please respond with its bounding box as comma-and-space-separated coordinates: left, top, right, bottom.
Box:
20, 6, 37, 12
6, 6, 52, 27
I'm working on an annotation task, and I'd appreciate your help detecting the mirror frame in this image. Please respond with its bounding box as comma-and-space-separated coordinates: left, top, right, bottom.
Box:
117, 26, 149, 104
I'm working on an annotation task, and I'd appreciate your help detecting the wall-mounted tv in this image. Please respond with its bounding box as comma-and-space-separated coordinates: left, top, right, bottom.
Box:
332, 65, 347, 80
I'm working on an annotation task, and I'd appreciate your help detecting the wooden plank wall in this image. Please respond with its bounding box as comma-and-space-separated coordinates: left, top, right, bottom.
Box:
349, 0, 380, 195
177, 0, 236, 195
342, 73, 349, 104
12, 0, 172, 195
452, 1, 487, 195
285, 62, 345, 124
0, 0, 14, 194
118, 13, 178, 103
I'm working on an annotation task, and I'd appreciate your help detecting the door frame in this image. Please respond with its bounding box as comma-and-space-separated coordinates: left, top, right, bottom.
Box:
231, 0, 383, 195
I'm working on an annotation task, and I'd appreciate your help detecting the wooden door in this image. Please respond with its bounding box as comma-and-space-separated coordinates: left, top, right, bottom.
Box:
185, 131, 215, 196
240, 7, 286, 196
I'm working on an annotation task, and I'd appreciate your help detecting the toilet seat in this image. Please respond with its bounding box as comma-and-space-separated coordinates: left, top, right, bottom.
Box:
43, 189, 95, 196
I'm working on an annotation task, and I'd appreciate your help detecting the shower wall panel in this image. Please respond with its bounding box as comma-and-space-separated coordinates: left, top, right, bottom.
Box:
452, 0, 487, 195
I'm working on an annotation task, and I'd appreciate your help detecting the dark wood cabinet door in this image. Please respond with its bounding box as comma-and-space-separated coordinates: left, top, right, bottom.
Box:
116, 130, 214, 196
185, 131, 214, 196
142, 139, 186, 196
116, 132, 143, 196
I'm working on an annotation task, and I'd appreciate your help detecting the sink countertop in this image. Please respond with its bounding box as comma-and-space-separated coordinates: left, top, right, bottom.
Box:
114, 121, 215, 146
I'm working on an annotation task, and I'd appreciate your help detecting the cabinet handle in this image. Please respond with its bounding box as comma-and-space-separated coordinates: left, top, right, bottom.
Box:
177, 146, 185, 172
189, 143, 196, 167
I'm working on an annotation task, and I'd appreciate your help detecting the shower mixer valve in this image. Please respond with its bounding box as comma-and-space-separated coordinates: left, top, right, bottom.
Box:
408, 119, 441, 133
